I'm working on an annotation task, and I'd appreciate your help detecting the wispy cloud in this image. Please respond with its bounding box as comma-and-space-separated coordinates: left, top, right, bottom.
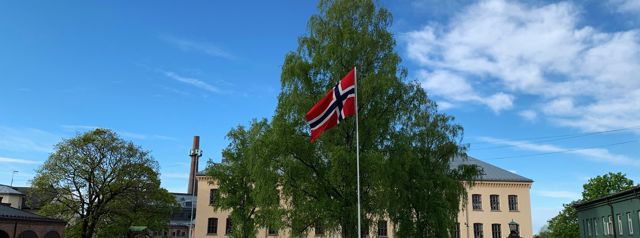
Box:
405, 0, 640, 132
478, 136, 640, 167
161, 71, 221, 94
537, 190, 580, 199
61, 125, 176, 141
0, 157, 41, 165
0, 126, 59, 153
162, 36, 236, 60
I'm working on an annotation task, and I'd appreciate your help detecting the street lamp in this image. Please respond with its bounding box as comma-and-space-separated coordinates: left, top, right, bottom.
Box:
508, 220, 520, 238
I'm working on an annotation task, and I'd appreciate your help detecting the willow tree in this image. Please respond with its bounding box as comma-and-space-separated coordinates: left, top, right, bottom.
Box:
270, 0, 481, 237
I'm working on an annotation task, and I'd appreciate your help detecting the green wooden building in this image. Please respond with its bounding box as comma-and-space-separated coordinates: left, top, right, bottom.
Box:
574, 186, 640, 238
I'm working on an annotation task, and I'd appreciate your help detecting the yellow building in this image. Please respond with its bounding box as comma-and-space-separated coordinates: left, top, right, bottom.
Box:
193, 157, 533, 238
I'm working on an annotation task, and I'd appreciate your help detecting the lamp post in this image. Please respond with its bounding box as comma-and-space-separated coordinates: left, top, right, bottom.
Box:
508, 220, 520, 238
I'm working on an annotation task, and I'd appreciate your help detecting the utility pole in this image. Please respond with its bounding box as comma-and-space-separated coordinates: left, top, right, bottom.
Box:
10, 171, 18, 186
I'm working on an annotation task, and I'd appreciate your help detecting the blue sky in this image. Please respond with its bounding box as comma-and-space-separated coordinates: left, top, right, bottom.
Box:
1, 0, 639, 233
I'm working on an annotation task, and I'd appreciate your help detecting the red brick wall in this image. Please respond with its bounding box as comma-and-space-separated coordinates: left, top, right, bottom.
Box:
0, 219, 65, 238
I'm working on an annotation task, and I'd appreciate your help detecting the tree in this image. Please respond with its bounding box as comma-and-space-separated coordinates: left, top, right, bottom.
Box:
31, 129, 176, 238
269, 0, 480, 236
543, 172, 635, 238
207, 119, 283, 238
209, 0, 480, 237
582, 172, 634, 201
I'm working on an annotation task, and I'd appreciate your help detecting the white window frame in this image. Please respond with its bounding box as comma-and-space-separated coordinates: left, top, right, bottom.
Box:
603, 217, 608, 235
587, 218, 592, 236
618, 214, 623, 235
609, 215, 614, 236
628, 212, 634, 235
595, 218, 598, 236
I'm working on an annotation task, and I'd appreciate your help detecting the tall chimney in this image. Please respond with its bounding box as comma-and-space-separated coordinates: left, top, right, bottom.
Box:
188, 136, 202, 195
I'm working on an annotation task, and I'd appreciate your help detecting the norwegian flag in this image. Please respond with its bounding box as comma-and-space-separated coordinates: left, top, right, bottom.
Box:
306, 69, 356, 142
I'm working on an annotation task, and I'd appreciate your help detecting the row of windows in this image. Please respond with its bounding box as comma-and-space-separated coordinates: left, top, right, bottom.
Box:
584, 211, 640, 237
152, 230, 186, 237
472, 194, 518, 211
207, 217, 233, 235
468, 223, 518, 238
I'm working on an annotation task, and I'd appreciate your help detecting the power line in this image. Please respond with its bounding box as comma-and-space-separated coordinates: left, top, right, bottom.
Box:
469, 125, 640, 150
483, 139, 638, 160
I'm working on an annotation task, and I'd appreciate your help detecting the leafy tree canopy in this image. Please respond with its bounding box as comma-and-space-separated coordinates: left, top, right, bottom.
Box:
32, 129, 176, 238
208, 0, 481, 237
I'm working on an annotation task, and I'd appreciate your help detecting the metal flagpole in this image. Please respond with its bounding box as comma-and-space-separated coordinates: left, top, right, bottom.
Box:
355, 66, 362, 238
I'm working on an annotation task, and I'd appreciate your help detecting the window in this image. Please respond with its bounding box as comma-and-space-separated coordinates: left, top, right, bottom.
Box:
587, 218, 592, 236
185, 201, 192, 207
472, 194, 482, 210
595, 218, 598, 236
452, 223, 461, 238
609, 216, 614, 236
315, 222, 324, 236
225, 218, 233, 235
267, 227, 277, 236
377, 220, 388, 237
490, 195, 500, 211
491, 224, 501, 238
473, 223, 483, 238
618, 214, 623, 235
508, 195, 518, 211
207, 218, 218, 234
209, 189, 219, 205
603, 217, 608, 235
172, 231, 176, 237
629, 212, 634, 234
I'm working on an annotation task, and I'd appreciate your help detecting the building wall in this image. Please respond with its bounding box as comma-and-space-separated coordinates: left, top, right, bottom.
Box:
195, 176, 532, 238
0, 194, 23, 209
457, 182, 533, 238
576, 194, 640, 238
0, 219, 65, 238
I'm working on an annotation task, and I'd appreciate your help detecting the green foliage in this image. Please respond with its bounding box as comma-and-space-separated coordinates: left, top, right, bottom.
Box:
546, 203, 579, 238
206, 119, 283, 238
582, 172, 634, 201
31, 129, 176, 238
543, 172, 635, 238
209, 0, 481, 237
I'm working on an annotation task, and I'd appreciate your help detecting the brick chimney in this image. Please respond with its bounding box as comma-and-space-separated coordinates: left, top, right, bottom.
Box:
188, 136, 202, 195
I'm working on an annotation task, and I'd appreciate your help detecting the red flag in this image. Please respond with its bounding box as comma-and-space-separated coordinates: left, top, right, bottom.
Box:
306, 69, 356, 142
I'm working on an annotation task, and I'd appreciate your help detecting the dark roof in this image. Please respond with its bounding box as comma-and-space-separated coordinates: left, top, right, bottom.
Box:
0, 185, 23, 195
450, 156, 533, 183
0, 204, 65, 223
574, 186, 640, 209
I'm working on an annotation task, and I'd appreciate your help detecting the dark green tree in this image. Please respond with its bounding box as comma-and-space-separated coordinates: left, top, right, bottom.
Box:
31, 129, 176, 238
207, 119, 283, 238
543, 172, 635, 238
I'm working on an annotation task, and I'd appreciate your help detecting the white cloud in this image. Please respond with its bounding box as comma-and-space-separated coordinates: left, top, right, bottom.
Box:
537, 190, 580, 199
0, 157, 40, 165
610, 0, 640, 12
519, 110, 537, 122
61, 125, 175, 141
478, 136, 640, 167
162, 36, 236, 60
162, 71, 221, 94
405, 0, 640, 132
419, 70, 514, 113
0, 126, 59, 153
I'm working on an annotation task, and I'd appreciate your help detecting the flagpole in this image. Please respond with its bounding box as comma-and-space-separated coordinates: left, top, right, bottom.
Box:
355, 66, 362, 238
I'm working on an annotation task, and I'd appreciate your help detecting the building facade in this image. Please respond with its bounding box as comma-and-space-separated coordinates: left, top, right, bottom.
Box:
0, 204, 65, 238
193, 157, 533, 238
574, 186, 640, 238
